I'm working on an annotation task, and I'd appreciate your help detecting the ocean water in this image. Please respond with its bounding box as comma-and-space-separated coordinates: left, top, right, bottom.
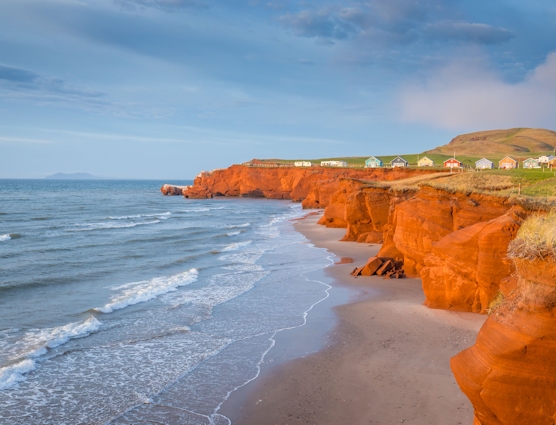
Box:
0, 180, 333, 425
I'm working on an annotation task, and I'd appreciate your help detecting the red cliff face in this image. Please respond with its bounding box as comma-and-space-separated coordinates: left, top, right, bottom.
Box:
317, 179, 528, 313
184, 165, 534, 316
381, 187, 513, 277
421, 208, 525, 313
315, 179, 365, 229
451, 258, 556, 425
183, 165, 438, 206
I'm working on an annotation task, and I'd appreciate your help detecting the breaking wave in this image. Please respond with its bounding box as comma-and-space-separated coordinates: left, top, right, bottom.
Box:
0, 316, 102, 391
94, 269, 199, 314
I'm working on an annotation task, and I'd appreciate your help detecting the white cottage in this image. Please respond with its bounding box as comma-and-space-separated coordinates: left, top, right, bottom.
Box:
475, 158, 494, 169
294, 161, 312, 167
538, 155, 555, 164
321, 160, 348, 167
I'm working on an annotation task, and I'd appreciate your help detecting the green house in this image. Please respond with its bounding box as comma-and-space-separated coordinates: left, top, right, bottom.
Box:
365, 156, 383, 168
523, 158, 541, 169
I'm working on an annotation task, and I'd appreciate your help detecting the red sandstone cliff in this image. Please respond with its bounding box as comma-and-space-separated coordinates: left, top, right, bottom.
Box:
381, 187, 515, 277
421, 207, 525, 313
180, 165, 538, 315
451, 257, 556, 425
318, 179, 530, 314
182, 165, 439, 204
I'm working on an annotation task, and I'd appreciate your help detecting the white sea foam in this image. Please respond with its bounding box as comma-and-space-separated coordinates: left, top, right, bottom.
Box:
108, 212, 171, 220
0, 359, 36, 391
0, 234, 11, 241
181, 206, 226, 212
0, 316, 101, 391
226, 223, 250, 229
221, 241, 252, 252
95, 269, 199, 314
163, 269, 267, 312
226, 231, 240, 237
69, 220, 160, 232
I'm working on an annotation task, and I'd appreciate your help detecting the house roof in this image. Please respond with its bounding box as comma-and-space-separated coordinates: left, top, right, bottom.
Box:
475, 158, 493, 164
524, 158, 539, 162
390, 156, 408, 163
443, 158, 461, 164
366, 156, 382, 162
499, 156, 517, 163
417, 156, 433, 162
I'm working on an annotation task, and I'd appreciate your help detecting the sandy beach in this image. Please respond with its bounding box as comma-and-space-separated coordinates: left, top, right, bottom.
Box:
220, 214, 486, 425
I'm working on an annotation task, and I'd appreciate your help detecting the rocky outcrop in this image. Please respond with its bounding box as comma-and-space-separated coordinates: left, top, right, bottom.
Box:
378, 187, 515, 277
351, 256, 406, 279
317, 180, 416, 244
161, 184, 188, 196
451, 258, 556, 424
421, 208, 525, 313
183, 165, 439, 205
318, 179, 530, 313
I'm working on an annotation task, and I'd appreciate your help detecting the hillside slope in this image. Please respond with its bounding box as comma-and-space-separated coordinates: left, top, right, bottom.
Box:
426, 128, 556, 156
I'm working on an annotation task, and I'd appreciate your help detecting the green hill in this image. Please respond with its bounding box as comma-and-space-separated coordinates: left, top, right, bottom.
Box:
426, 128, 556, 157
260, 128, 556, 168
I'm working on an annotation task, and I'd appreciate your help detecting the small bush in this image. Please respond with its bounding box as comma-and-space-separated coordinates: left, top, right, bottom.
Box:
508, 211, 556, 261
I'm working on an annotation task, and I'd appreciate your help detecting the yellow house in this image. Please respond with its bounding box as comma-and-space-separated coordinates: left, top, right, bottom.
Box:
417, 156, 435, 167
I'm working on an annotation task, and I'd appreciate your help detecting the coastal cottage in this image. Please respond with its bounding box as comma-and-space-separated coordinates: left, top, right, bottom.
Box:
247, 159, 279, 167
294, 161, 312, 167
321, 160, 348, 167
538, 155, 555, 164
549, 158, 556, 169
499, 156, 518, 169
365, 156, 383, 168
443, 158, 462, 168
390, 156, 409, 168
475, 158, 494, 169
523, 158, 541, 169
417, 156, 435, 167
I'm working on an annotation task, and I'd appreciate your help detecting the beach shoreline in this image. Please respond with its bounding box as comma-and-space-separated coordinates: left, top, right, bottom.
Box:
219, 214, 486, 425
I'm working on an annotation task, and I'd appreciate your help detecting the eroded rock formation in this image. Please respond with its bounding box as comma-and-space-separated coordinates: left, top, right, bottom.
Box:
161, 184, 188, 196
451, 258, 556, 425
421, 207, 525, 313
380, 187, 514, 277
182, 165, 438, 205
317, 180, 530, 313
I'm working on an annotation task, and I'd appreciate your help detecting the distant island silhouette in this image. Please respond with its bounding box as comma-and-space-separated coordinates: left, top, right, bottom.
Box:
45, 172, 102, 180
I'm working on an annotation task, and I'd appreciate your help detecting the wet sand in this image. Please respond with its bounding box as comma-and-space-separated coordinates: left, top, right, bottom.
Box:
220, 215, 485, 425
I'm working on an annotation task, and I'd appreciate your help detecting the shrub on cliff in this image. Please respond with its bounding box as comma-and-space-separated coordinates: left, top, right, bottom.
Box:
508, 211, 556, 261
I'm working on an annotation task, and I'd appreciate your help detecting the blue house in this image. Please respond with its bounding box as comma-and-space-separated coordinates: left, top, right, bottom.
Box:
365, 156, 383, 168
391, 156, 409, 168
475, 158, 494, 169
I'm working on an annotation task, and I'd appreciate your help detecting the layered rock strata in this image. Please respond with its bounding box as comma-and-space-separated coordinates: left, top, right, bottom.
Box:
451, 257, 556, 425
421, 207, 525, 313
318, 181, 528, 313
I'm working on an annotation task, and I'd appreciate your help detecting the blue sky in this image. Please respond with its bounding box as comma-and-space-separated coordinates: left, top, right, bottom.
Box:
1, 0, 556, 178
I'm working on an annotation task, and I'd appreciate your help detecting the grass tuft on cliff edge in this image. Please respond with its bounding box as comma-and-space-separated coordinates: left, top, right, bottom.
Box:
508, 211, 556, 261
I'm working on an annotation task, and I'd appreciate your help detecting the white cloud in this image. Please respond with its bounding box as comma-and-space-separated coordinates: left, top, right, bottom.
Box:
400, 52, 556, 130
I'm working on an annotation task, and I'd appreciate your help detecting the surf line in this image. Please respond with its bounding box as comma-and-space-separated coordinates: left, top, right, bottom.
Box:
210, 256, 335, 425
